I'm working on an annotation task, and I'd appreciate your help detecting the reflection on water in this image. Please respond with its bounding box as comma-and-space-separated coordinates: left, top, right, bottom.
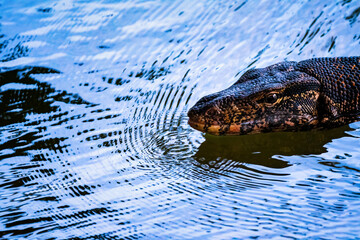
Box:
195, 126, 350, 169
1, 0, 360, 239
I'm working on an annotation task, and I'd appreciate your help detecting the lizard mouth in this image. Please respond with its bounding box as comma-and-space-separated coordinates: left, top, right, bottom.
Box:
188, 119, 205, 132
188, 119, 224, 135
188, 108, 321, 135
188, 118, 295, 135
189, 118, 244, 135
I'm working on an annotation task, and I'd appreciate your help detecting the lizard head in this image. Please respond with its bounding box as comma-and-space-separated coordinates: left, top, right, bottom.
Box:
188, 61, 321, 135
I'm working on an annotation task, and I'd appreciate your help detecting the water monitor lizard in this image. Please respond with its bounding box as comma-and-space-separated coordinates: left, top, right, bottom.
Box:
188, 56, 360, 135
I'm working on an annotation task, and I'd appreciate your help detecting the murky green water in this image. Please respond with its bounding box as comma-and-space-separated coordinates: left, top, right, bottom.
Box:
1, 0, 360, 239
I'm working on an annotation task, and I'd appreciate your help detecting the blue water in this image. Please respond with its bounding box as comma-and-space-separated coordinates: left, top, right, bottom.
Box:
1, 0, 360, 239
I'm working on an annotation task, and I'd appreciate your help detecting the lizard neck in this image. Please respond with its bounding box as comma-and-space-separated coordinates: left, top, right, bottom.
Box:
296, 56, 360, 125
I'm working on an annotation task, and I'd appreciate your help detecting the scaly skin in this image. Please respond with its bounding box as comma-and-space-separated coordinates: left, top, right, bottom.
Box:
188, 57, 360, 135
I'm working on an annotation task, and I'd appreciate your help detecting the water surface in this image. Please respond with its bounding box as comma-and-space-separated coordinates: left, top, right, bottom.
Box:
1, 0, 360, 239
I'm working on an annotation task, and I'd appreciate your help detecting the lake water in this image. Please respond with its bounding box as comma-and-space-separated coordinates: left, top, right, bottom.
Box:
1, 0, 360, 239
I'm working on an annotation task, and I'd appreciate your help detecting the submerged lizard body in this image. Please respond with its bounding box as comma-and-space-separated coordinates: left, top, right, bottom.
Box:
188, 57, 360, 135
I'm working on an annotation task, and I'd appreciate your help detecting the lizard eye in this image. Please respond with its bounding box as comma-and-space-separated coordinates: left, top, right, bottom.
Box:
265, 93, 278, 104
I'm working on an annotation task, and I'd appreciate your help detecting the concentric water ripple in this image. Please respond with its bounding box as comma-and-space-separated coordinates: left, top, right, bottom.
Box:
1, 0, 360, 239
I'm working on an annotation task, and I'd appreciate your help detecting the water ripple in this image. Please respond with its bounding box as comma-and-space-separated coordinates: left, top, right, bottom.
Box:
1, 0, 360, 239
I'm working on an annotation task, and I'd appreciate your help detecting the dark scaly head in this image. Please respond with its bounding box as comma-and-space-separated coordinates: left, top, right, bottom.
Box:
188, 61, 321, 135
